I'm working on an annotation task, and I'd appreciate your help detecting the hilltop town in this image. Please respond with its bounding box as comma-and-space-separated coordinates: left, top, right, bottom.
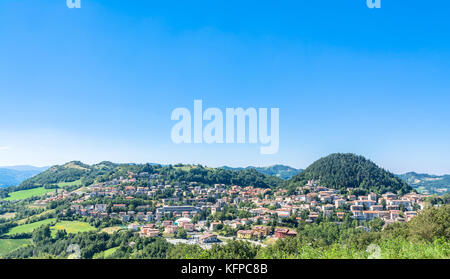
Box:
1, 155, 448, 259
31, 169, 427, 247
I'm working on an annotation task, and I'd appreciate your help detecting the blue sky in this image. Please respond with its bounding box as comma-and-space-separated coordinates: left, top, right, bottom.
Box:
1, 0, 450, 174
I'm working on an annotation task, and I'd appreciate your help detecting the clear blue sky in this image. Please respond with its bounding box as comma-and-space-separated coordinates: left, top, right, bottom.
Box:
1, 0, 449, 174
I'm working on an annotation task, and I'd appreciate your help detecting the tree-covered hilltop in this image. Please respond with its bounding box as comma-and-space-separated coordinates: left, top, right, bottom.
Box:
11, 161, 286, 192
289, 153, 413, 194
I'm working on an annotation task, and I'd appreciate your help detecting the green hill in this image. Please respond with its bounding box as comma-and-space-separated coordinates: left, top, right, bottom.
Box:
289, 153, 413, 194
8, 161, 286, 194
18, 161, 93, 188
397, 172, 450, 195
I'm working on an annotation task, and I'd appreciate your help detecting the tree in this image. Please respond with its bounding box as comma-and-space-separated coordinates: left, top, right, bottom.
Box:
407, 205, 450, 242
177, 228, 188, 239
55, 229, 68, 239
167, 243, 205, 259
208, 241, 259, 259
368, 218, 384, 232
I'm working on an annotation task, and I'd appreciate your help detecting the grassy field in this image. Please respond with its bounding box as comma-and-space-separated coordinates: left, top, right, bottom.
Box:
174, 165, 214, 171
50, 221, 97, 236
16, 209, 56, 225
263, 237, 278, 246
2, 187, 56, 201
70, 187, 89, 195
93, 247, 119, 259
6, 218, 57, 236
27, 204, 46, 209
0, 239, 32, 258
57, 179, 82, 188
0, 212, 16, 220
100, 226, 122, 234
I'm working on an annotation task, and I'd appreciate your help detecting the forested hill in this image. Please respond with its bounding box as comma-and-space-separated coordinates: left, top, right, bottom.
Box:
222, 165, 302, 180
289, 153, 413, 194
13, 161, 286, 191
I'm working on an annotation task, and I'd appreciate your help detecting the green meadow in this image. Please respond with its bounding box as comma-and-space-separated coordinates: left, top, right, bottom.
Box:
0, 212, 16, 220
0, 239, 32, 258
93, 247, 119, 259
57, 179, 82, 188
16, 209, 56, 225
50, 221, 97, 236
2, 187, 56, 201
6, 218, 57, 236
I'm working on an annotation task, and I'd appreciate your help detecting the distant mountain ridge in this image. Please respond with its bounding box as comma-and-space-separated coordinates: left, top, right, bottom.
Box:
397, 172, 450, 195
0, 165, 48, 172
0, 166, 49, 188
222, 165, 303, 180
